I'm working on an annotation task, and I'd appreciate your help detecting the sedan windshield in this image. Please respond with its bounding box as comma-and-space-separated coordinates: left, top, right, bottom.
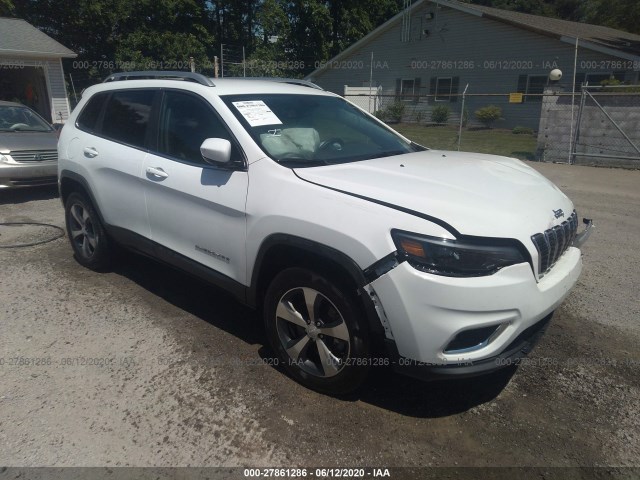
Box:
0, 106, 53, 132
222, 94, 424, 167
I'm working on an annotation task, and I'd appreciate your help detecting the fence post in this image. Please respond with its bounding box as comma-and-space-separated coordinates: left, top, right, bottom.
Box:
571, 86, 586, 165
457, 84, 469, 151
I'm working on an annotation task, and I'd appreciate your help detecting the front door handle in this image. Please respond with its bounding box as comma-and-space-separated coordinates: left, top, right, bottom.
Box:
146, 166, 169, 179
83, 147, 98, 158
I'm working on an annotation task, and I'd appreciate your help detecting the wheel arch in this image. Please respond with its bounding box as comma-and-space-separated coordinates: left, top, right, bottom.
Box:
248, 234, 386, 341
59, 170, 106, 224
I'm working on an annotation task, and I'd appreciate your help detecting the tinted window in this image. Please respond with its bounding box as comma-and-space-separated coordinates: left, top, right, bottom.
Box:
157, 91, 238, 165
76, 92, 108, 132
101, 90, 155, 148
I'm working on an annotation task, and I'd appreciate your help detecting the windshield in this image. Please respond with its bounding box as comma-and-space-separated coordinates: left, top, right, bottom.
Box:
0, 105, 53, 132
222, 94, 424, 167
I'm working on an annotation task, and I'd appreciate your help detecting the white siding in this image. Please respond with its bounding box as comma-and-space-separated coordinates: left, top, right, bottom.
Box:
47, 58, 71, 123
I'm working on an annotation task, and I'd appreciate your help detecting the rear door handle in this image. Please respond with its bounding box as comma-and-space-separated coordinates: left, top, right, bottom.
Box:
146, 166, 169, 179
83, 147, 98, 158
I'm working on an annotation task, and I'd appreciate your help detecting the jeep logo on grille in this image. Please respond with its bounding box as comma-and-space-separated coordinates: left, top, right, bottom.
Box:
553, 208, 564, 219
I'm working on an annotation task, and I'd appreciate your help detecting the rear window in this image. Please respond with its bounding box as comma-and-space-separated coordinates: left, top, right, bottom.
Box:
76, 92, 108, 133
100, 90, 155, 149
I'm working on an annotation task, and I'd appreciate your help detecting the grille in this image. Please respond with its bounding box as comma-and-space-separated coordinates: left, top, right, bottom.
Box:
10, 150, 58, 163
531, 210, 578, 276
9, 176, 57, 186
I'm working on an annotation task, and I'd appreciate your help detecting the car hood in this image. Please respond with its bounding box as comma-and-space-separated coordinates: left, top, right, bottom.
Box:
294, 150, 574, 240
0, 131, 58, 152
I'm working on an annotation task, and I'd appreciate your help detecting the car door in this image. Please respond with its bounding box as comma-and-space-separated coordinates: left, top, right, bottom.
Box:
142, 89, 249, 285
71, 89, 156, 238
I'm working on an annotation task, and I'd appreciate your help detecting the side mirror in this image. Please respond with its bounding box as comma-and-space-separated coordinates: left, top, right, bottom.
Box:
200, 138, 231, 165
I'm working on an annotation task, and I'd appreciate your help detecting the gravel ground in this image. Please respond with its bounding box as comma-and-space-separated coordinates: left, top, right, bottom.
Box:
0, 162, 639, 470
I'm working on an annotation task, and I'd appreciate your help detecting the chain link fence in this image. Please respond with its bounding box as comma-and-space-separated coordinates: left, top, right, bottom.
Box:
344, 86, 640, 167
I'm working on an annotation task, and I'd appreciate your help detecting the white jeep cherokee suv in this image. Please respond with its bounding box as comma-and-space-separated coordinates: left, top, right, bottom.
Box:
58, 72, 592, 394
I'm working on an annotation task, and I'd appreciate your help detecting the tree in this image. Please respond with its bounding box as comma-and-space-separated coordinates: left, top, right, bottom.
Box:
285, 1, 332, 74
582, 0, 640, 34
0, 0, 14, 15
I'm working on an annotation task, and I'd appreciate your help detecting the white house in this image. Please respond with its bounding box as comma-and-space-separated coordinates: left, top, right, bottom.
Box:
0, 17, 76, 123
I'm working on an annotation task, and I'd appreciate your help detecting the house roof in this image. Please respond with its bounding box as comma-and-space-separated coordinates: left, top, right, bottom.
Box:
306, 0, 640, 79
0, 17, 76, 58
461, 1, 640, 56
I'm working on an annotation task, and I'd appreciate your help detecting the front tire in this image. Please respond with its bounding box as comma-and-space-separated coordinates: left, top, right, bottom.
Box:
64, 192, 114, 270
264, 267, 370, 394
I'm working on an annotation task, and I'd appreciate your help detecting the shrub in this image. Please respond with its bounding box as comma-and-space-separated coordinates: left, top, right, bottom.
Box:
431, 105, 450, 125
373, 109, 386, 121
474, 105, 502, 129
512, 126, 534, 135
385, 101, 406, 123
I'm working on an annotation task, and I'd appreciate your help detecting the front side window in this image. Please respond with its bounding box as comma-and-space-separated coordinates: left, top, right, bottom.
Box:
101, 90, 155, 148
157, 91, 239, 165
222, 94, 422, 167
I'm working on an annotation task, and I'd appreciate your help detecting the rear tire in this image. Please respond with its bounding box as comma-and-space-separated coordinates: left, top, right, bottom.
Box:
264, 267, 370, 395
64, 192, 114, 270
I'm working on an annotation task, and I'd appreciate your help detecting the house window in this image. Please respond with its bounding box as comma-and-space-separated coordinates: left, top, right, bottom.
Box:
429, 77, 459, 103
396, 78, 421, 103
586, 72, 624, 86
401, 79, 415, 99
517, 75, 548, 102
574, 72, 625, 90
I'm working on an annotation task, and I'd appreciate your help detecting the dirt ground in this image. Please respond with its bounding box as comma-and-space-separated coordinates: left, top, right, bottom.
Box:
0, 161, 639, 472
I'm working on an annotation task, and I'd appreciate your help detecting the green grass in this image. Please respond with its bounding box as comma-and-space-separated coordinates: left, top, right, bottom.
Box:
393, 124, 538, 160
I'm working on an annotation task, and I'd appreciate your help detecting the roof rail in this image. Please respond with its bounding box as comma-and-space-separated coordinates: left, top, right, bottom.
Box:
103, 71, 215, 87
230, 77, 324, 90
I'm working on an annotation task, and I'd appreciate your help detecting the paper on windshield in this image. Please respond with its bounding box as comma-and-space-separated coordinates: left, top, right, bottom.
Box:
232, 100, 282, 127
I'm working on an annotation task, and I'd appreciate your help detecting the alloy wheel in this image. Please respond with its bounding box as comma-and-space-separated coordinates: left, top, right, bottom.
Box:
68, 203, 98, 259
275, 287, 351, 378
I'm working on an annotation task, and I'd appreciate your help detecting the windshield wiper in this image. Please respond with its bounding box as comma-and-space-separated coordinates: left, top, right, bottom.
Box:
366, 150, 408, 160
277, 157, 329, 168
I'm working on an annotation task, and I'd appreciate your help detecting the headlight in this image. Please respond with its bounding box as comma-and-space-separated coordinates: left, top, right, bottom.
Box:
391, 229, 527, 277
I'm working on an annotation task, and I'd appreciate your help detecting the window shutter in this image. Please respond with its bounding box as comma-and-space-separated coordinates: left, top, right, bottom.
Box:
429, 77, 437, 104
517, 74, 528, 94
395, 78, 401, 100
413, 77, 421, 103
450, 76, 460, 103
